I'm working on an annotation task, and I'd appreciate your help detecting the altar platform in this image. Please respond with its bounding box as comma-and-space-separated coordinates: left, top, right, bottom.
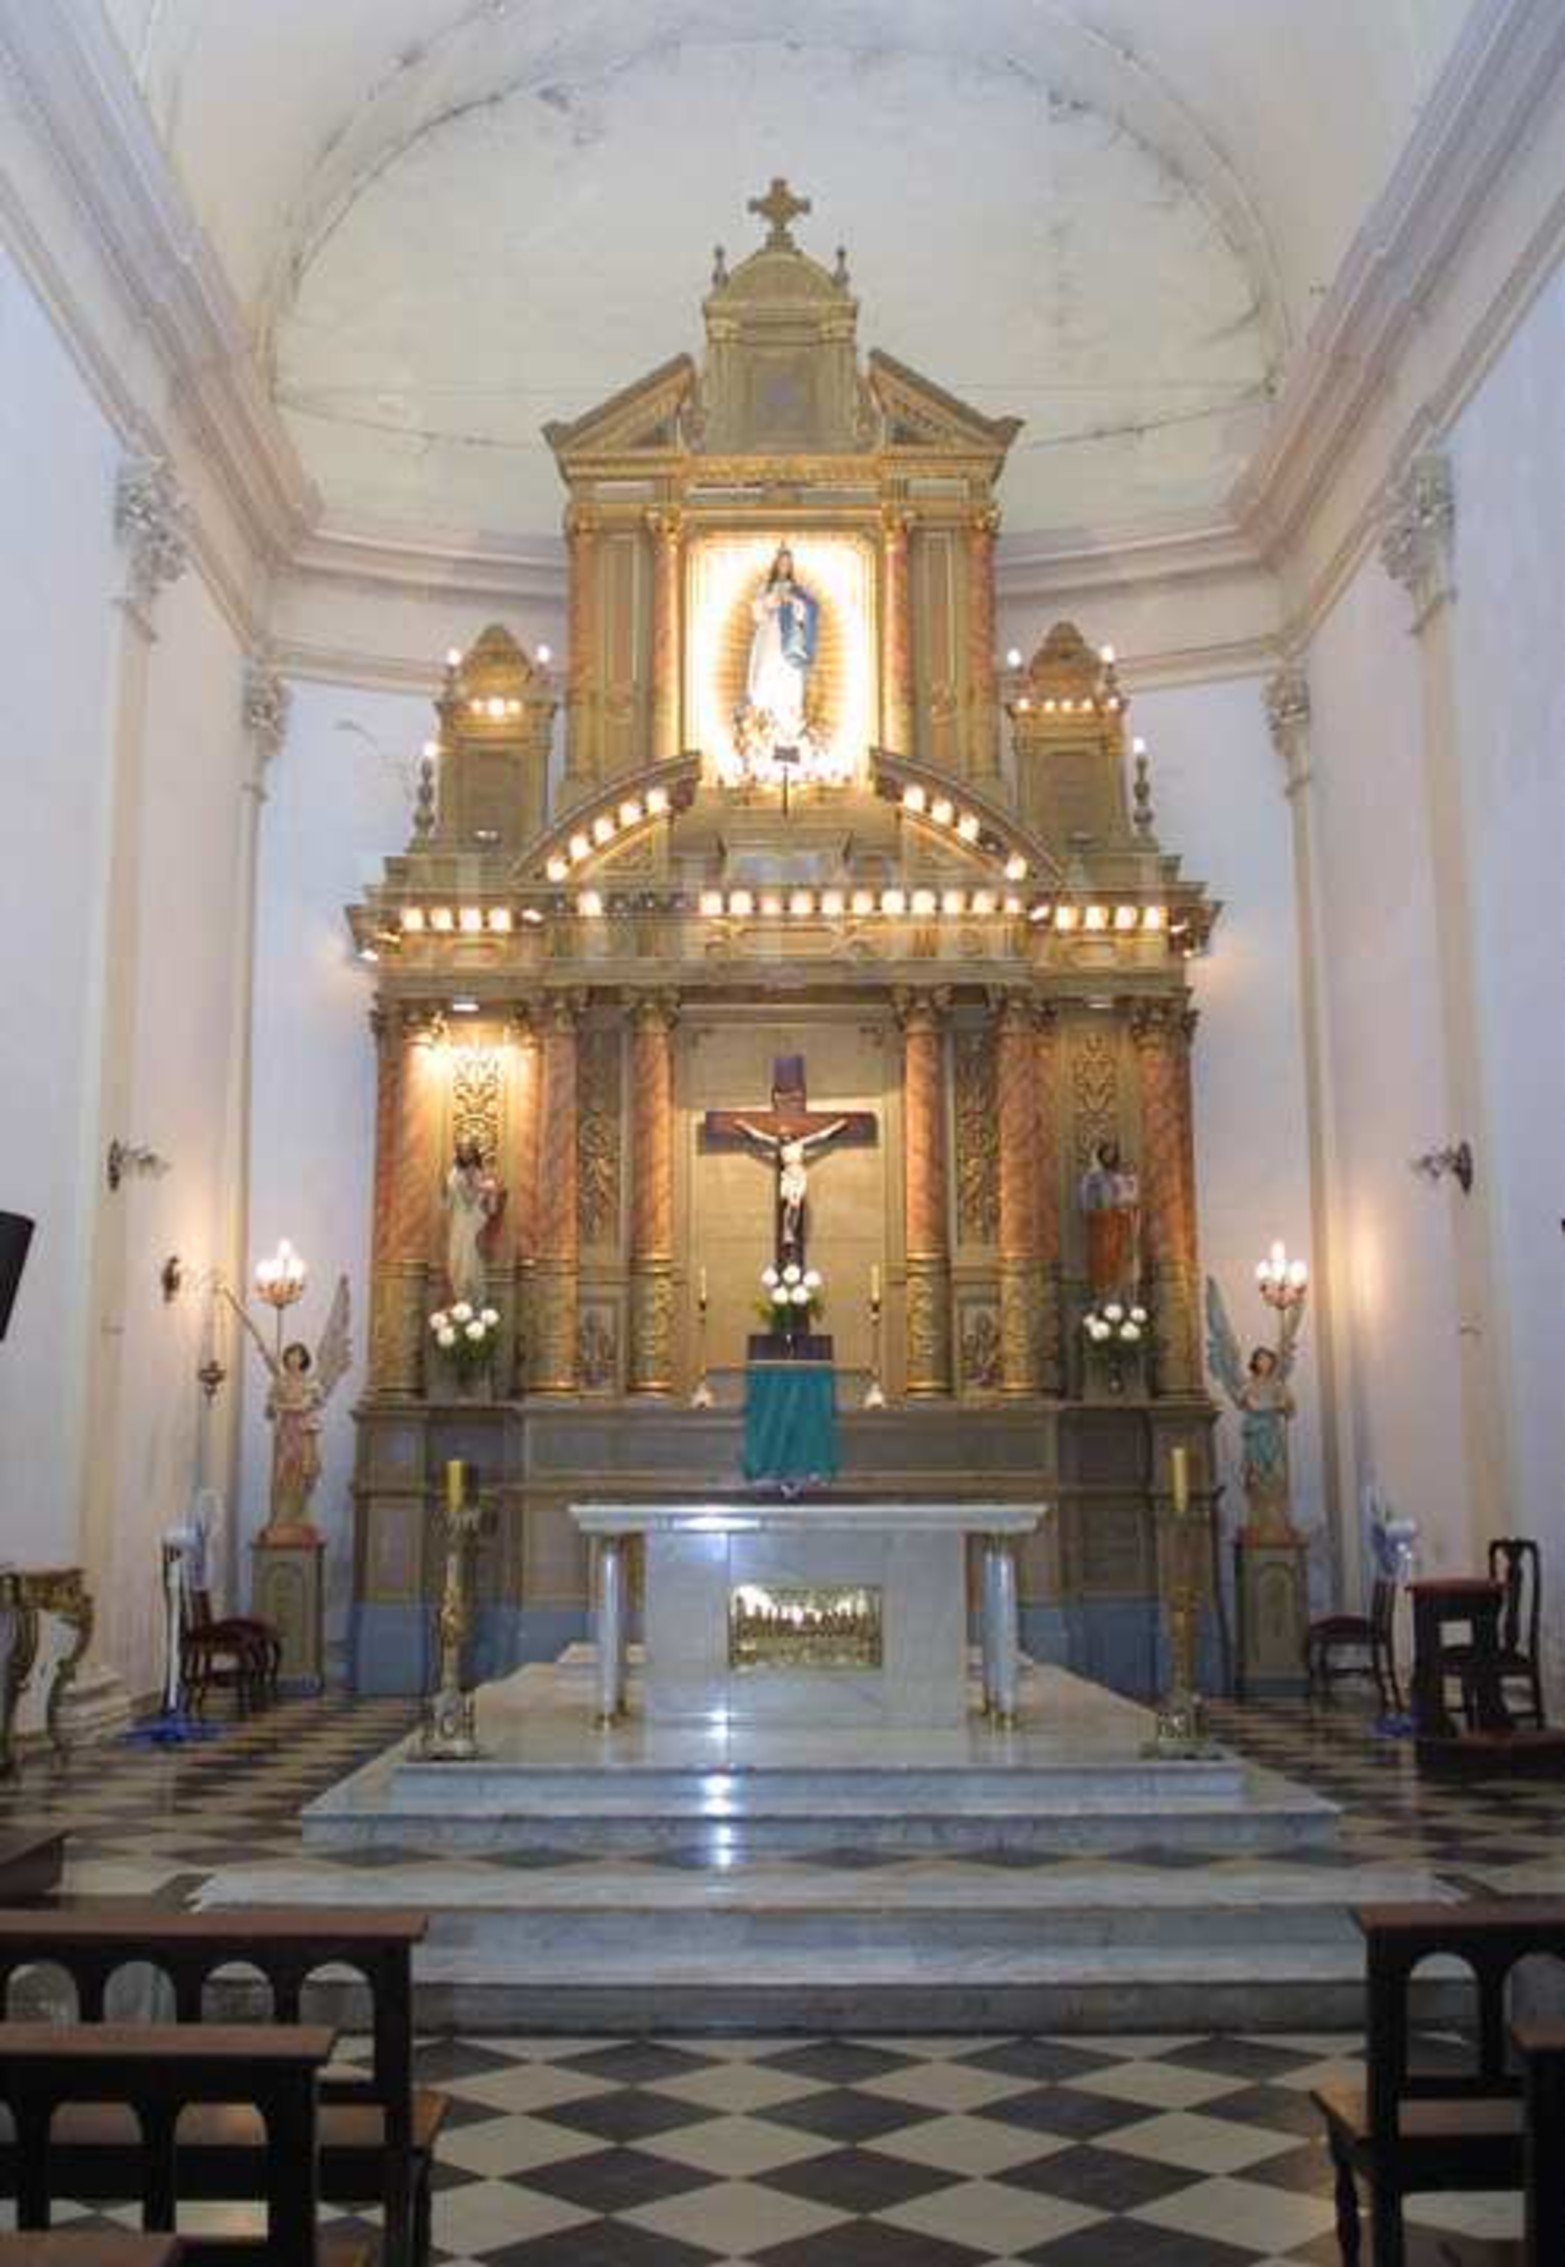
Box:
192, 1648, 1452, 2034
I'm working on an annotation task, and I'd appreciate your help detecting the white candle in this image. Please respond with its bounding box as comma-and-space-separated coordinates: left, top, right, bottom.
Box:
698, 1265, 708, 1308
1170, 1446, 1189, 1515
870, 1263, 881, 1306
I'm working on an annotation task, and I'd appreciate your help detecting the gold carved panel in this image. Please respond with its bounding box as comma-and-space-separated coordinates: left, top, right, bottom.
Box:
450, 1047, 503, 1166
576, 1027, 623, 1249
954, 1028, 999, 1246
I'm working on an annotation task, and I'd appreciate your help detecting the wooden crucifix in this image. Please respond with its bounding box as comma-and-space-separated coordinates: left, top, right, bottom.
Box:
701, 1055, 877, 1273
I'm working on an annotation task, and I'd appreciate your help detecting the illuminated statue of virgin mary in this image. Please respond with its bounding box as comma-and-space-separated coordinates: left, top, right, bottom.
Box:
744, 546, 818, 751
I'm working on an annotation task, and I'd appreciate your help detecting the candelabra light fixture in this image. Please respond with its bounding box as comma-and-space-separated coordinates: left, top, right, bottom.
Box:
253, 1238, 308, 1354
1255, 1240, 1309, 1314
1411, 1141, 1474, 1195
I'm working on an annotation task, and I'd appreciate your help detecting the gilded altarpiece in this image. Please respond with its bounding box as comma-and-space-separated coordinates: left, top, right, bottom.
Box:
344, 186, 1222, 1700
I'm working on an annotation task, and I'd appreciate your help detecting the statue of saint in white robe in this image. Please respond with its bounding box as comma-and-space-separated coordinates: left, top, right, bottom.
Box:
745, 549, 818, 750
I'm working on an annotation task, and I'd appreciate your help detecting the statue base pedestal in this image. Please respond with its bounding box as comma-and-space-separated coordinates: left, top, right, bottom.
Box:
252, 1532, 326, 1694
1233, 1536, 1309, 1699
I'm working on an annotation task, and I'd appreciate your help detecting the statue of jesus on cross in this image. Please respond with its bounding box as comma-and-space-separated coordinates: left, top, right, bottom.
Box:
702, 1055, 877, 1274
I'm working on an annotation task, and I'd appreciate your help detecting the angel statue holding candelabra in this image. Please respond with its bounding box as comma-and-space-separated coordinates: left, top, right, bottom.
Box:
1205, 1244, 1309, 1546
223, 1243, 351, 1540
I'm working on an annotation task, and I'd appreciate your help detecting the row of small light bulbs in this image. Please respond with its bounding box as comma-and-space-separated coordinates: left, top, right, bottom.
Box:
899, 783, 1031, 877
1002, 641, 1135, 724
390, 891, 1171, 934
541, 786, 674, 882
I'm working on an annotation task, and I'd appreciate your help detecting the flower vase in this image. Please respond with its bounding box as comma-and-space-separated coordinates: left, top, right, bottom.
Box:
452, 1361, 491, 1404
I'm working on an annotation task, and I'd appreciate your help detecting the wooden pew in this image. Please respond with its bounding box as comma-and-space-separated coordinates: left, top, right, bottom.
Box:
0, 2022, 370, 2267
1313, 1901, 1565, 2266
1433, 2018, 1565, 2266
0, 1831, 65, 1906
0, 2242, 183, 2266
0, 1910, 441, 2267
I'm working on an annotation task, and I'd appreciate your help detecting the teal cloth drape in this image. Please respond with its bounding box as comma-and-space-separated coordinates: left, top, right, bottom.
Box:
742, 1361, 839, 1484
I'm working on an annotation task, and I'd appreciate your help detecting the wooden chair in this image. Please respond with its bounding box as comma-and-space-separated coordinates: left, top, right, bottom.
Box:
1305, 1576, 1401, 1712
1433, 2018, 1565, 2265
1312, 1900, 1565, 2266
179, 1587, 279, 1715
0, 2021, 370, 2267
0, 1907, 440, 2267
1445, 1542, 1546, 1731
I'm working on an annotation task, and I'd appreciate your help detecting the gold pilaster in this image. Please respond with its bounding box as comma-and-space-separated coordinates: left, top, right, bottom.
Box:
995, 992, 1041, 1395
967, 506, 1001, 785
1033, 1005, 1065, 1393
373, 1008, 441, 1394
629, 992, 679, 1393
1133, 1002, 1202, 1393
899, 990, 952, 1396
646, 509, 683, 763
880, 505, 914, 755
562, 504, 599, 809
533, 995, 581, 1391
506, 1012, 540, 1396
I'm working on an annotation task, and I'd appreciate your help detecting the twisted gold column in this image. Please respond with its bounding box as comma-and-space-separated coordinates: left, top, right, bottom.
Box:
533, 996, 581, 1391
996, 993, 1041, 1396
505, 1014, 541, 1397
646, 509, 683, 763
1033, 1005, 1065, 1393
1134, 1003, 1201, 1393
899, 991, 952, 1396
967, 506, 1001, 784
562, 504, 599, 808
880, 506, 914, 755
629, 993, 678, 1394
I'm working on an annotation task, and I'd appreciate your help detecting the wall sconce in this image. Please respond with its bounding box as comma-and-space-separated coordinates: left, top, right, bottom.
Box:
1411, 1142, 1474, 1195
107, 1140, 171, 1192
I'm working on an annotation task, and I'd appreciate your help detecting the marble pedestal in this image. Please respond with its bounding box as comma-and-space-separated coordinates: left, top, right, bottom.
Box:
573, 1500, 1043, 1730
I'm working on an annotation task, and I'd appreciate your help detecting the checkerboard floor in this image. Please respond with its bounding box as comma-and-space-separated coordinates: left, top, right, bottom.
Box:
1, 1690, 1548, 2260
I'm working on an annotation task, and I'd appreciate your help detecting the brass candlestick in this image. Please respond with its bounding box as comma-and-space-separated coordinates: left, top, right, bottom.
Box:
863, 1282, 886, 1410
690, 1270, 715, 1408
421, 1458, 485, 1760
1145, 1444, 1216, 1758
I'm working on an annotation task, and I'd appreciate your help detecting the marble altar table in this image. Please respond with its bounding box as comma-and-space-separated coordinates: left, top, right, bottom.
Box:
572, 1499, 1045, 1731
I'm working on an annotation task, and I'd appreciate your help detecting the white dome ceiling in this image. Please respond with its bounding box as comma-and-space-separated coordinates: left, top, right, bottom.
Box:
104, 0, 1472, 541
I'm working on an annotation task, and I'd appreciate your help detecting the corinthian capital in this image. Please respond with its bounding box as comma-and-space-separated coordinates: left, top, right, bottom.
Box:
242, 656, 291, 763
1380, 451, 1455, 626
1263, 662, 1311, 791
114, 453, 190, 612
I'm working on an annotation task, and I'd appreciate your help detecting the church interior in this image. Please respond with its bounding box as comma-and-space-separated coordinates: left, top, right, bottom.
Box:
2, 2, 1565, 2261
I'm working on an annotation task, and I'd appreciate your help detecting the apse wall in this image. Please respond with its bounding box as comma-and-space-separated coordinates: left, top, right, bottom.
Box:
0, 240, 121, 1567
0, 240, 257, 1705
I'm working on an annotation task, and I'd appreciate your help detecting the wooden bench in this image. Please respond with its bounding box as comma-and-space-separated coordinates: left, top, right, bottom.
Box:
0, 1910, 440, 2267
1313, 1901, 1565, 2266
0, 1830, 64, 1906
1431, 2017, 1565, 2266
0, 2241, 183, 2265
0, 2022, 371, 2267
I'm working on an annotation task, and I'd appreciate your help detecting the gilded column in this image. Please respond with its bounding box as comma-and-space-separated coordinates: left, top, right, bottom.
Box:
995, 993, 1041, 1395
646, 509, 683, 763
533, 995, 581, 1391
629, 993, 679, 1393
1033, 1005, 1065, 1393
899, 990, 953, 1395
562, 504, 599, 809
967, 505, 1001, 784
1133, 1002, 1201, 1394
367, 1006, 406, 1390
379, 1008, 441, 1394
505, 1012, 541, 1397
880, 505, 914, 754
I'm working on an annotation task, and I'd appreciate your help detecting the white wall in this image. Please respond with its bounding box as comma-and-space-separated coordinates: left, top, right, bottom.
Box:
243, 681, 424, 1646
0, 240, 119, 1562
1134, 678, 1327, 1586
1448, 256, 1565, 1672
1305, 556, 1473, 1578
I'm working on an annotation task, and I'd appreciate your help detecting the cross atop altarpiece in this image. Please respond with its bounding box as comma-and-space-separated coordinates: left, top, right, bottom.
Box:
748, 177, 811, 251
702, 1055, 876, 1273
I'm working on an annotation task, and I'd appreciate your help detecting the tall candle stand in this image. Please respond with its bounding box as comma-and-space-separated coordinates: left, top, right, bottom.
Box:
863, 1274, 886, 1410
421, 1458, 485, 1760
1145, 1444, 1216, 1758
690, 1269, 714, 1408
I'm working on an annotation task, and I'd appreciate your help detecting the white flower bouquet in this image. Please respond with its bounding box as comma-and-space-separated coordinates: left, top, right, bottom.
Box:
756, 1261, 824, 1331
428, 1298, 502, 1378
1082, 1299, 1149, 1348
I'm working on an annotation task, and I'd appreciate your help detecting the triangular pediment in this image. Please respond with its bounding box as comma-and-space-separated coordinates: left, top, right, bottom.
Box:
868, 350, 1022, 462
543, 353, 698, 466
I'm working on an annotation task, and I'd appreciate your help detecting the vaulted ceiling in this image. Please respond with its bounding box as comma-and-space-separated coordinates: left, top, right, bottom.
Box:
102, 0, 1472, 541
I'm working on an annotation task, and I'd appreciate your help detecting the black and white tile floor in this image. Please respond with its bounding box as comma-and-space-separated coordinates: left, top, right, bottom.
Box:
2, 1691, 1550, 2262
